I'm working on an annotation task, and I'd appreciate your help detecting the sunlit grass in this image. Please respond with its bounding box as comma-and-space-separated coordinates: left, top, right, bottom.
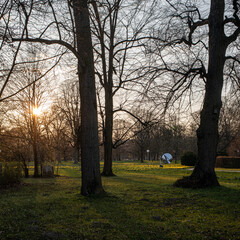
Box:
0, 161, 239, 240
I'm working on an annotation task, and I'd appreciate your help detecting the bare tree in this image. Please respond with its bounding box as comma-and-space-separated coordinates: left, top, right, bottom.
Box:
145, 0, 240, 187
218, 96, 240, 154
56, 81, 81, 164
2, 0, 103, 195
90, 0, 157, 176
72, 0, 103, 195
6, 49, 50, 177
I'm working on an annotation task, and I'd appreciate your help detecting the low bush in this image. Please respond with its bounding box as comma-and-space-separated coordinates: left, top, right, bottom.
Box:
0, 162, 22, 186
181, 151, 197, 166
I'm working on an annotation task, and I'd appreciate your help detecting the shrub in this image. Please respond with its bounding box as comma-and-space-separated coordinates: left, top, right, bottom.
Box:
0, 162, 22, 186
181, 151, 197, 166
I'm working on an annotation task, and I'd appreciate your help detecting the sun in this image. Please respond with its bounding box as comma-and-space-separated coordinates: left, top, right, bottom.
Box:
32, 106, 42, 116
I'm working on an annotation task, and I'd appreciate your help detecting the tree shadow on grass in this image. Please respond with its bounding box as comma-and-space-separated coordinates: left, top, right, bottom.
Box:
84, 191, 170, 240
86, 175, 240, 239
0, 177, 84, 240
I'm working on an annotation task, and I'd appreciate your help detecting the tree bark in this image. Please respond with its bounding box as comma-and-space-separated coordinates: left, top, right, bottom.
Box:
73, 0, 104, 195
73, 144, 80, 164
91, 2, 116, 176
175, 0, 227, 188
102, 86, 115, 176
101, 24, 115, 176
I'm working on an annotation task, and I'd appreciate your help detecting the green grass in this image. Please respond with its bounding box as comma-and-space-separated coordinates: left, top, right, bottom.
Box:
0, 161, 240, 240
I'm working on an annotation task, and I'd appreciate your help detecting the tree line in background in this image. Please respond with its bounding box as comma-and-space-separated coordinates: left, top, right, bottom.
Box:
0, 0, 240, 194
1, 87, 239, 168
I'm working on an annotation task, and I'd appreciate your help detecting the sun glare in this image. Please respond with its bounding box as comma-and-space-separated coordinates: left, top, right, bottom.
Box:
32, 106, 42, 116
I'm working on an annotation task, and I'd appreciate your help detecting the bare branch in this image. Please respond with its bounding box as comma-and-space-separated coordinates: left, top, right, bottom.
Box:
0, 1, 33, 98
0, 53, 64, 102
11, 37, 79, 59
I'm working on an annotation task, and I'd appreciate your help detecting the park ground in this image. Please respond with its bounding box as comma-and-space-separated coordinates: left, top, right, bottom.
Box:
0, 161, 240, 240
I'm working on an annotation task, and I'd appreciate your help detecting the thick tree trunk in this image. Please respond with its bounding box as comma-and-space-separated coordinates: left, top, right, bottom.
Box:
73, 0, 104, 196
175, 0, 227, 188
102, 87, 115, 176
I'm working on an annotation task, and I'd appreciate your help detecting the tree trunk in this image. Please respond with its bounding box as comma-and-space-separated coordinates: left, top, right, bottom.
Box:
33, 114, 39, 177
74, 144, 80, 164
56, 143, 61, 163
22, 159, 29, 178
102, 87, 115, 176
140, 148, 144, 163
73, 0, 104, 196
175, 0, 226, 188
102, 27, 115, 176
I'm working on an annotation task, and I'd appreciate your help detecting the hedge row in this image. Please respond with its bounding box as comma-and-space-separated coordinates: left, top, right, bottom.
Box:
215, 156, 240, 168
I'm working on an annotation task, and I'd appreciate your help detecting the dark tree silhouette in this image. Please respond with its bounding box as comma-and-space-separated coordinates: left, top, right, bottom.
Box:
176, 0, 240, 188
73, 0, 103, 195
144, 0, 240, 187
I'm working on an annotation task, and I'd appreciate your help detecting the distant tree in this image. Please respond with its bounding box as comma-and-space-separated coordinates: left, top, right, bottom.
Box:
168, 114, 186, 163
131, 108, 156, 162
56, 81, 81, 164
218, 97, 240, 154
135, 125, 150, 163
41, 105, 70, 165
4, 128, 31, 178
112, 119, 136, 149
6, 50, 49, 177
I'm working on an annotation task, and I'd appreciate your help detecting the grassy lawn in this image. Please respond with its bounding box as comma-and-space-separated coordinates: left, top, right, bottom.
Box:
0, 161, 240, 240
